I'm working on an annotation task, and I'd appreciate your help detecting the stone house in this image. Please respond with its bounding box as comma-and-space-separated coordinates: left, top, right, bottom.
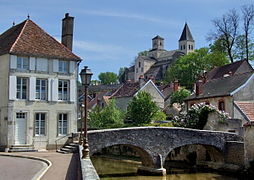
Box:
111, 79, 165, 111
124, 23, 195, 83
185, 60, 254, 124
0, 14, 81, 151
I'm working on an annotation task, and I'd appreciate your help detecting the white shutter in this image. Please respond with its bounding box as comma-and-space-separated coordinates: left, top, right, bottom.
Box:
29, 77, 36, 101
70, 79, 76, 102
10, 55, 17, 69
9, 76, 16, 100
29, 57, 36, 70
52, 78, 58, 101
69, 61, 75, 74
48, 78, 52, 101
37, 58, 48, 72
53, 59, 59, 72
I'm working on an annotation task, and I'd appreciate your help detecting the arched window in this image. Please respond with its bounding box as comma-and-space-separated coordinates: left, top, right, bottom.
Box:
218, 100, 225, 111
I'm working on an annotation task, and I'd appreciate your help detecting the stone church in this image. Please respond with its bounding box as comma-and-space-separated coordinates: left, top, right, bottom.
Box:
124, 23, 195, 82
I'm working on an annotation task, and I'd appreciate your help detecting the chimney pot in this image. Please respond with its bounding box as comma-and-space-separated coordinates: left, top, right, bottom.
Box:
173, 80, 179, 92
195, 79, 203, 96
62, 13, 74, 51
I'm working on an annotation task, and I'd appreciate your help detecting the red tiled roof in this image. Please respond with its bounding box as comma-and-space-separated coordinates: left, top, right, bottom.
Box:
235, 101, 254, 121
0, 19, 81, 61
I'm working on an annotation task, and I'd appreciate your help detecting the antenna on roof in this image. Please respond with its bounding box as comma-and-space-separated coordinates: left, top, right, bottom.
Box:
27, 14, 30, 20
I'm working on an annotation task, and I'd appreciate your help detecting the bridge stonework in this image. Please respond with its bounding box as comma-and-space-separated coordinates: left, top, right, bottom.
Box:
88, 127, 244, 175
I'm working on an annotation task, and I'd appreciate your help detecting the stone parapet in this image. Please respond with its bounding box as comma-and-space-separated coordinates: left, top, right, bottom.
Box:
79, 145, 100, 180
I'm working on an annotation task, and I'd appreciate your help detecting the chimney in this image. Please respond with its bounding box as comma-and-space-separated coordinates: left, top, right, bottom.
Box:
62, 13, 74, 51
139, 75, 146, 87
195, 79, 203, 96
173, 80, 180, 92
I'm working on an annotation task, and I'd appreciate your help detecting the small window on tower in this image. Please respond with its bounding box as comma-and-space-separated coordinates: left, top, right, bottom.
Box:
189, 45, 191, 50
139, 62, 141, 68
183, 45, 185, 49
180, 45, 182, 50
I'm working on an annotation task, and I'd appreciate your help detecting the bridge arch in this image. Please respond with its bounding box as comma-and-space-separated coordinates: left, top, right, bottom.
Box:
90, 143, 154, 167
164, 144, 224, 168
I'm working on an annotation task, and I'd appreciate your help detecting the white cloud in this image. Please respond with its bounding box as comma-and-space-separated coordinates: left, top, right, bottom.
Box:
73, 40, 136, 61
80, 10, 179, 26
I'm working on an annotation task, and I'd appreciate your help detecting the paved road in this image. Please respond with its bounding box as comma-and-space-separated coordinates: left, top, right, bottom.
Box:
0, 156, 47, 180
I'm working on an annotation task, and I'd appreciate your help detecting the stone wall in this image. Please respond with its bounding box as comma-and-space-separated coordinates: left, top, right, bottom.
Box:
204, 112, 243, 136
244, 124, 254, 167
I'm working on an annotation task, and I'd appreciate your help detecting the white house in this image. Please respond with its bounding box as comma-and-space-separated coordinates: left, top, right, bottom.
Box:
0, 14, 81, 151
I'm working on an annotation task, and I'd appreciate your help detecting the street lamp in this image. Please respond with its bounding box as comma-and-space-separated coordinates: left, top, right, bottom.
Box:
80, 66, 93, 158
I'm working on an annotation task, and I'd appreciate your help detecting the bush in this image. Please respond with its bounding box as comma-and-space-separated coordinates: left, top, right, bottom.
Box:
172, 103, 229, 129
88, 100, 124, 129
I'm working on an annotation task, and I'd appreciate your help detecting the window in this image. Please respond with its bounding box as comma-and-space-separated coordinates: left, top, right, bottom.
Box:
59, 60, 68, 73
136, 68, 138, 73
58, 113, 68, 135
17, 57, 29, 70
35, 113, 46, 136
180, 45, 182, 50
138, 62, 141, 68
17, 77, 28, 99
141, 67, 144, 72
191, 45, 193, 50
36, 79, 47, 100
183, 45, 185, 49
189, 45, 191, 50
58, 80, 69, 100
218, 100, 225, 111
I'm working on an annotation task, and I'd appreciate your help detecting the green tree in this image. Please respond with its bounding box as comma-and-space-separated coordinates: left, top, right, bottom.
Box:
170, 88, 191, 108
88, 100, 124, 129
165, 48, 228, 89
125, 91, 162, 125
118, 67, 128, 83
138, 50, 149, 56
98, 72, 118, 85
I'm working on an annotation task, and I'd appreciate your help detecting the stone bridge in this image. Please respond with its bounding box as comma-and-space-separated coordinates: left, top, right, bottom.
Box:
88, 127, 244, 175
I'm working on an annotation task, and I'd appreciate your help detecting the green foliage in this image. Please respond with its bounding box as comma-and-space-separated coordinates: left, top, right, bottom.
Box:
172, 103, 229, 129
170, 88, 191, 107
233, 34, 254, 61
98, 72, 118, 85
125, 91, 161, 126
88, 100, 124, 129
165, 48, 229, 89
151, 111, 167, 122
146, 122, 173, 127
138, 50, 149, 56
118, 67, 128, 83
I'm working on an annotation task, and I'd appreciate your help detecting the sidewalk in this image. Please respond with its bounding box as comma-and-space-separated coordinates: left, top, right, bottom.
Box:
0, 151, 81, 180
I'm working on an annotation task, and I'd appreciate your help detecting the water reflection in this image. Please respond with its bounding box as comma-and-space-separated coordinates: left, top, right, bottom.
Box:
91, 156, 237, 180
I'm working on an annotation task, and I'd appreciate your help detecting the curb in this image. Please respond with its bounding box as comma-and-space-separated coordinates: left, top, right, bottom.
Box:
0, 153, 52, 180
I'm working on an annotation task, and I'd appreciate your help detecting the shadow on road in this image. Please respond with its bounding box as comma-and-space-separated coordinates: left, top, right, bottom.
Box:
65, 153, 81, 180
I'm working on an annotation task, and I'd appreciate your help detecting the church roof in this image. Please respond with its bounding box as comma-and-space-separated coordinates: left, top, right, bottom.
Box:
0, 19, 81, 61
152, 35, 164, 40
179, 23, 194, 42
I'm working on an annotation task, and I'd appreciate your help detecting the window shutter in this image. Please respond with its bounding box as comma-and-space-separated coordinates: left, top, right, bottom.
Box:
9, 76, 16, 100
70, 79, 76, 102
53, 59, 59, 72
29, 77, 36, 101
52, 78, 58, 101
10, 55, 17, 69
69, 61, 75, 74
37, 58, 48, 72
29, 57, 36, 70
48, 78, 52, 101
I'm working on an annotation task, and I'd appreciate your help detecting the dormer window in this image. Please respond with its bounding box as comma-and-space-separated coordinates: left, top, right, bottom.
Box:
59, 60, 68, 73
17, 56, 29, 70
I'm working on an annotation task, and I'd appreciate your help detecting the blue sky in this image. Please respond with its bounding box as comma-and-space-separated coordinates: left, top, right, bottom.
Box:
0, 0, 253, 79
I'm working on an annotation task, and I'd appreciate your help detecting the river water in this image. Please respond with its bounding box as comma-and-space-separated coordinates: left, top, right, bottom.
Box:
91, 157, 237, 180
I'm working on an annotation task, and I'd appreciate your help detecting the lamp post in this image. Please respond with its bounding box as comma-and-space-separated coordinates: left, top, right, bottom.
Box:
79, 66, 93, 158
